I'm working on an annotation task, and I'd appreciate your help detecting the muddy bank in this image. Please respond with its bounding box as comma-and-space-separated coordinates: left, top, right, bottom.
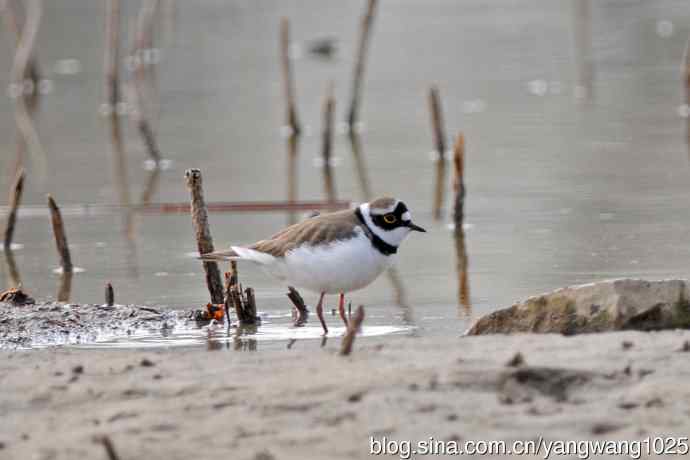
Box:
1, 331, 690, 459
0, 301, 185, 348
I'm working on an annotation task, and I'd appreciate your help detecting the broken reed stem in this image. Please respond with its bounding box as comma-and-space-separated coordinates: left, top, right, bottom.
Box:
429, 86, 447, 220
4, 246, 21, 287
452, 133, 466, 227
9, 0, 45, 173
340, 305, 365, 356
105, 282, 114, 306
3, 168, 24, 251
280, 17, 300, 135
322, 82, 337, 203
129, 0, 162, 164
222, 261, 238, 326
184, 169, 224, 304
454, 224, 470, 315
347, 0, 377, 129
104, 0, 121, 110
94, 435, 121, 460
287, 286, 308, 325
47, 195, 73, 274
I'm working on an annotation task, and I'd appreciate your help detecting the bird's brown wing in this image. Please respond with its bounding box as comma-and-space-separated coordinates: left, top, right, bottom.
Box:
250, 209, 360, 257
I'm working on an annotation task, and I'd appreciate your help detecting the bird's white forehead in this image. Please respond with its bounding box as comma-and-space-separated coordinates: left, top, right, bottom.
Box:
402, 211, 411, 221
369, 200, 399, 215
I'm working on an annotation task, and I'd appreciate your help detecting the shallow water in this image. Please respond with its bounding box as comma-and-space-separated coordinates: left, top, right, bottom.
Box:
1, 1, 690, 347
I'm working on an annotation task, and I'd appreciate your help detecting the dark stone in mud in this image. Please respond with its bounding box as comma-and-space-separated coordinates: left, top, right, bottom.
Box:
468, 279, 690, 335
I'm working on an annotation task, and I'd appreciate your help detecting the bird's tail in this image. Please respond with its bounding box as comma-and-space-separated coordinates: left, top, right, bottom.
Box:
197, 248, 239, 262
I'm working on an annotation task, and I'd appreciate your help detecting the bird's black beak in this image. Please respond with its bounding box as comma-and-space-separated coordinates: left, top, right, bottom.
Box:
407, 222, 426, 232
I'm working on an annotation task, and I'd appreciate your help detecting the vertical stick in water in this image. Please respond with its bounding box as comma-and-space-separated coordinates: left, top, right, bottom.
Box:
3, 168, 24, 251
340, 305, 365, 356
105, 282, 115, 306
452, 133, 465, 226
47, 194, 73, 274
104, 0, 121, 111
184, 169, 224, 304
452, 133, 470, 314
321, 82, 337, 203
429, 86, 446, 220
347, 0, 377, 130
280, 17, 300, 136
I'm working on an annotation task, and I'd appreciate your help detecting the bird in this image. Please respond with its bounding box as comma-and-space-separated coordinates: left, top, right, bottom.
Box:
199, 197, 425, 334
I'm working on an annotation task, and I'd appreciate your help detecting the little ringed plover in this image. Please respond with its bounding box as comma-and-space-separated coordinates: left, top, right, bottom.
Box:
199, 197, 425, 334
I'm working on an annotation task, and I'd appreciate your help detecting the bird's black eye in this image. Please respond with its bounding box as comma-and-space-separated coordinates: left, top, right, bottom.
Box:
383, 214, 396, 224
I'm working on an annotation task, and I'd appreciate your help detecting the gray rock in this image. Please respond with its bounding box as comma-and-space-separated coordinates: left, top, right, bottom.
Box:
467, 279, 690, 335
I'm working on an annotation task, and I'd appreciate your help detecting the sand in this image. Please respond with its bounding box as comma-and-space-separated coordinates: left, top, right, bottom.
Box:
2, 330, 690, 460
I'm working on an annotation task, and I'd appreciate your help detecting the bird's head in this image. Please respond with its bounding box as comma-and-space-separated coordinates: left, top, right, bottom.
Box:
358, 197, 426, 248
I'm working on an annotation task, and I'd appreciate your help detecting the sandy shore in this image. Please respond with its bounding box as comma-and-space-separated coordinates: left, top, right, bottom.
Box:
2, 330, 690, 460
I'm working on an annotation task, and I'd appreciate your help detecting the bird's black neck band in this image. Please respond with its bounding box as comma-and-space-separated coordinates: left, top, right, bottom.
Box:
355, 207, 397, 255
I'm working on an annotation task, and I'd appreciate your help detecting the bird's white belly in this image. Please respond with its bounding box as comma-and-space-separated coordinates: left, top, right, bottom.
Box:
274, 233, 392, 294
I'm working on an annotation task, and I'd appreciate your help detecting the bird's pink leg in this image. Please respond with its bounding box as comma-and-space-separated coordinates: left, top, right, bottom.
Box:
316, 292, 328, 334
338, 293, 349, 328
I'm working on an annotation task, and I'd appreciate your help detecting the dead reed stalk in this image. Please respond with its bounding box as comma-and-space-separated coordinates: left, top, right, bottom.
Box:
429, 86, 447, 220
1, 0, 41, 96
222, 262, 238, 326
322, 82, 337, 203
347, 0, 377, 129
104, 0, 121, 110
3, 168, 24, 251
280, 17, 300, 135
47, 194, 73, 274
340, 305, 365, 356
452, 133, 465, 226
452, 133, 469, 314
185, 169, 224, 304
105, 282, 114, 306
3, 246, 21, 287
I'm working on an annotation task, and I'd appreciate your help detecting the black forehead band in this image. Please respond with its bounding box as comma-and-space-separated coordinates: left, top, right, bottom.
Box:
393, 202, 408, 217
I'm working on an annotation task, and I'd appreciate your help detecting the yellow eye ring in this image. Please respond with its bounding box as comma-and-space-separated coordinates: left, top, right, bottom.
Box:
383, 214, 396, 224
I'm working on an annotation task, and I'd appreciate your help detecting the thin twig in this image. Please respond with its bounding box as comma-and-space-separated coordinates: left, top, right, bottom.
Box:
3, 247, 21, 287
104, 0, 121, 110
452, 133, 469, 315
347, 0, 377, 129
222, 261, 237, 326
3, 168, 24, 251
340, 305, 365, 356
185, 169, 224, 304
47, 194, 73, 274
321, 82, 337, 203
280, 17, 300, 135
429, 86, 446, 220
452, 133, 465, 227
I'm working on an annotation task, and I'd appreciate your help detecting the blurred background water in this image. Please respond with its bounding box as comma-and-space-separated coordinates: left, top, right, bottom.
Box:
1, 0, 690, 345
